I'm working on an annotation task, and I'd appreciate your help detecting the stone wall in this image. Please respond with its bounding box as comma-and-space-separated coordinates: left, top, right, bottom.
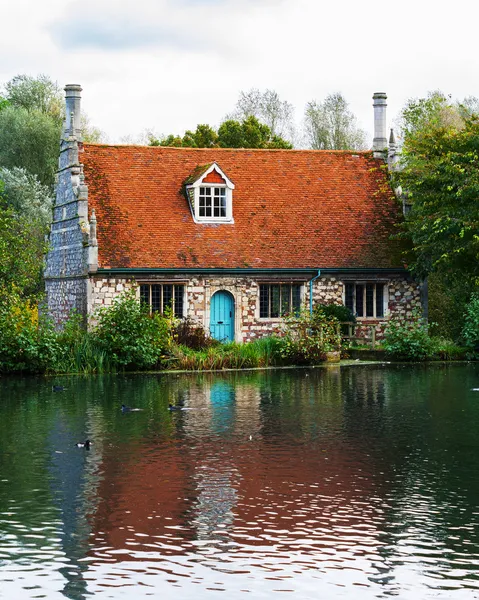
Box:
88, 273, 423, 342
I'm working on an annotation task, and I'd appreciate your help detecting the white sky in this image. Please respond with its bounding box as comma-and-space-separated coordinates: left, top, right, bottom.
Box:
1, 0, 478, 145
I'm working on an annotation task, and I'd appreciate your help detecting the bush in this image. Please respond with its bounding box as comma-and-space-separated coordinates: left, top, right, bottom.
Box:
383, 314, 435, 361
461, 293, 479, 351
92, 289, 172, 370
172, 317, 218, 350
314, 302, 355, 324
281, 309, 342, 364
0, 296, 61, 373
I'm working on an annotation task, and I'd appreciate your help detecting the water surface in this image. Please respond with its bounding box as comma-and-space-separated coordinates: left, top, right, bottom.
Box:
1, 364, 479, 599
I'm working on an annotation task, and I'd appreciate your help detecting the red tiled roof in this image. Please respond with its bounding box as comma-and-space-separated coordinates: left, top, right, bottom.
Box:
81, 145, 405, 270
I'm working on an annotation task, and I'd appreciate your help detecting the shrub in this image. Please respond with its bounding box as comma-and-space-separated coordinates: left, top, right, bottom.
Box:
461, 293, 479, 351
172, 317, 218, 350
0, 296, 61, 373
383, 314, 435, 361
281, 309, 342, 364
92, 289, 172, 370
314, 302, 355, 324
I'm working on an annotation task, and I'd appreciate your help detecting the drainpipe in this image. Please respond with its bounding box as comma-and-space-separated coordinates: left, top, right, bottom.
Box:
309, 269, 321, 315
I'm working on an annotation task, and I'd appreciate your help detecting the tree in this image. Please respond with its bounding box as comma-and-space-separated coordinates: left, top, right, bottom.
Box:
228, 88, 295, 142
396, 116, 479, 280
0, 167, 52, 228
0, 207, 47, 301
149, 117, 292, 149
0, 106, 61, 187
4, 74, 63, 125
219, 116, 292, 149
304, 92, 367, 150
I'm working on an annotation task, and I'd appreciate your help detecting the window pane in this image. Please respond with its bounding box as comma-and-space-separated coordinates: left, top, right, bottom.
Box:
376, 284, 384, 317
163, 285, 173, 311
260, 285, 269, 318
366, 283, 374, 317
345, 283, 354, 313
281, 285, 291, 315
140, 285, 150, 307
151, 285, 162, 312
355, 285, 364, 317
292, 285, 301, 314
271, 285, 280, 318
174, 285, 184, 318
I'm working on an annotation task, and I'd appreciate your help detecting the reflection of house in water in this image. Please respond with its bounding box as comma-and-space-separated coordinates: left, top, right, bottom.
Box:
86, 371, 397, 585
48, 405, 105, 599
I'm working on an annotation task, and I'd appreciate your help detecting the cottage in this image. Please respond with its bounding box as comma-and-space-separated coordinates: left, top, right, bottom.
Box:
45, 86, 423, 341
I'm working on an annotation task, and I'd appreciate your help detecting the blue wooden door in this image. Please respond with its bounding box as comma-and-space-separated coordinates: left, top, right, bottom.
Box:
210, 291, 235, 342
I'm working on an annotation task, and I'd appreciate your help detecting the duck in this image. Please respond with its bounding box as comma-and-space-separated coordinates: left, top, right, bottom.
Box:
52, 385, 67, 392
76, 440, 91, 449
168, 403, 183, 411
121, 404, 142, 412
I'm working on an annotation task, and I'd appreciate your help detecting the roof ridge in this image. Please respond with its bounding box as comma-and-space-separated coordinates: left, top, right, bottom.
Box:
82, 143, 373, 155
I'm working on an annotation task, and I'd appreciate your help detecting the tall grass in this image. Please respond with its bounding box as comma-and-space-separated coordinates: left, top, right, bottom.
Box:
169, 337, 286, 371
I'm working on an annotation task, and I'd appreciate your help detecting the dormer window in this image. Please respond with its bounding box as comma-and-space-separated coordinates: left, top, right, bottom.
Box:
185, 162, 234, 223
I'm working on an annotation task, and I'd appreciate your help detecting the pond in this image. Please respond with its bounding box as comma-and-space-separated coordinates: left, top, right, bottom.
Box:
1, 364, 479, 599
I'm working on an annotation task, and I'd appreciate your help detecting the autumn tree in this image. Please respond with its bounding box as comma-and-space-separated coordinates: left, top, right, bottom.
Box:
304, 92, 366, 150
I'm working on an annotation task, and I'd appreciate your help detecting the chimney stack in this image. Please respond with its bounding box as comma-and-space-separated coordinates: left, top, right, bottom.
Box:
64, 84, 82, 139
372, 92, 387, 157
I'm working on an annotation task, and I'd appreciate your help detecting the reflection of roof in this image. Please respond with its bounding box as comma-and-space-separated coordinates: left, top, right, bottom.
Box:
81, 144, 405, 270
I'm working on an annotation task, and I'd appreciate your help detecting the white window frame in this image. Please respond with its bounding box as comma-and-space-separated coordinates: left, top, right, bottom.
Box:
186, 163, 235, 224
343, 281, 388, 319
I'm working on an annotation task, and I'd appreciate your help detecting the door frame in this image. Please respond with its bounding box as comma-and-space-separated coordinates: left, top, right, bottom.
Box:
205, 285, 240, 342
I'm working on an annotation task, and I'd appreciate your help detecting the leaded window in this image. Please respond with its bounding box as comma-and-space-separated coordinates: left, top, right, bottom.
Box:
140, 284, 184, 318
345, 282, 384, 318
259, 284, 302, 318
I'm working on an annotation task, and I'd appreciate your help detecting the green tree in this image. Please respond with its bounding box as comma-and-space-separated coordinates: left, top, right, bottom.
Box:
150, 117, 292, 149
0, 207, 47, 300
0, 167, 52, 228
4, 74, 63, 125
397, 106, 479, 280
304, 92, 367, 150
218, 116, 292, 149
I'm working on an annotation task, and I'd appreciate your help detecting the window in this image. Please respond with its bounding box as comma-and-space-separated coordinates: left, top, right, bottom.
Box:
345, 282, 385, 318
259, 284, 302, 318
186, 163, 235, 223
199, 186, 226, 218
140, 284, 184, 318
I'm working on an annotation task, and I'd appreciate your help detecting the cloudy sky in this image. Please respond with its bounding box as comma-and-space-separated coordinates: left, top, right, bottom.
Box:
1, 0, 478, 144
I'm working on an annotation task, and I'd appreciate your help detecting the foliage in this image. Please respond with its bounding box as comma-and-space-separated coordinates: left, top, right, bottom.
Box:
280, 309, 342, 364
169, 336, 286, 370
3, 74, 63, 125
313, 302, 355, 323
92, 289, 172, 370
0, 105, 61, 186
0, 97, 9, 111
427, 271, 476, 340
149, 116, 292, 149
383, 314, 436, 361
218, 116, 292, 149
172, 317, 219, 350
227, 88, 295, 141
0, 208, 48, 300
461, 293, 479, 350
304, 92, 367, 150
0, 296, 61, 373
0, 167, 53, 228
396, 116, 479, 280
